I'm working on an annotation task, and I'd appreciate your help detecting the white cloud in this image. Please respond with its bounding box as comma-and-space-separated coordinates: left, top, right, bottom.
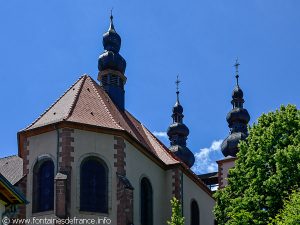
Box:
153, 131, 168, 139
191, 139, 223, 175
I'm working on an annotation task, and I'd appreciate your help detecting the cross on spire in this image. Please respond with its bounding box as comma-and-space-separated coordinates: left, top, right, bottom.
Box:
175, 75, 181, 101
109, 8, 115, 30
234, 58, 240, 86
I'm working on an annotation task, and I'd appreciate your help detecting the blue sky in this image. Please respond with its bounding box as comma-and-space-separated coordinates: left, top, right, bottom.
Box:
0, 1, 299, 174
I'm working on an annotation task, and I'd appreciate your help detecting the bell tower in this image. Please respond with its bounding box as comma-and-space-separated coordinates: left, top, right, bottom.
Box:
98, 12, 127, 110
167, 76, 195, 168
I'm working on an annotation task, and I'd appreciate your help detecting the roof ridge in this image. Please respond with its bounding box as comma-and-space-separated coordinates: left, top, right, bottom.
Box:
140, 125, 211, 193
64, 75, 88, 120
141, 124, 179, 163
87, 76, 123, 130
22, 75, 86, 131
0, 155, 19, 160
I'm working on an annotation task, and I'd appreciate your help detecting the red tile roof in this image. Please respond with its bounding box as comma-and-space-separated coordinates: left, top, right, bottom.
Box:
24, 75, 179, 166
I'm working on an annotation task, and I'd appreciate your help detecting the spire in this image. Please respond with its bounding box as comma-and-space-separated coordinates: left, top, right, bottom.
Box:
221, 60, 250, 157
98, 12, 127, 110
109, 9, 115, 31
167, 76, 195, 168
234, 58, 240, 86
175, 75, 180, 103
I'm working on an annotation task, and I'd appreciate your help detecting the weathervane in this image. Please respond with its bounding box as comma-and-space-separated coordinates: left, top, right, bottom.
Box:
234, 58, 240, 86
175, 75, 181, 101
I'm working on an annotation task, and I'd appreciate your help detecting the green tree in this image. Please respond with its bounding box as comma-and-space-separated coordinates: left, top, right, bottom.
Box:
214, 105, 300, 225
167, 197, 185, 225
270, 189, 300, 225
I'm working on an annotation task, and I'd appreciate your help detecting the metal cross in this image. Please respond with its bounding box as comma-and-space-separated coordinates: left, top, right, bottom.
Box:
234, 58, 240, 85
175, 75, 181, 101
175, 75, 181, 93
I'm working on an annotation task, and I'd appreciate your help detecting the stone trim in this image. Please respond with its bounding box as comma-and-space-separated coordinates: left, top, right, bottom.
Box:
217, 162, 224, 188
114, 136, 126, 176
58, 128, 74, 217
114, 136, 133, 225
217, 157, 237, 188
16, 175, 27, 219
55, 173, 67, 218
59, 128, 74, 170
172, 168, 182, 201
17, 136, 29, 219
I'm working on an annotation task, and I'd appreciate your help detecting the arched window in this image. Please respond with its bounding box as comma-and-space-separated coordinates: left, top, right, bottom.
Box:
191, 200, 200, 225
140, 177, 153, 225
80, 157, 108, 213
33, 159, 54, 213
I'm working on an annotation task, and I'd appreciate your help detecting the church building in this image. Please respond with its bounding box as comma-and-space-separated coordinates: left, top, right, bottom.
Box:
15, 14, 216, 225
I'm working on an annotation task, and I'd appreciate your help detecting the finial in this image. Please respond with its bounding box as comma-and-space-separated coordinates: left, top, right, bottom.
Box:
175, 75, 181, 102
109, 8, 115, 31
234, 58, 240, 86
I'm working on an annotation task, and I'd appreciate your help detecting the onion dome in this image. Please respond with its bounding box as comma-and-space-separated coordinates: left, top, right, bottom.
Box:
221, 132, 247, 157
167, 76, 195, 168
221, 59, 250, 157
167, 123, 189, 137
232, 85, 244, 99
98, 51, 126, 74
226, 107, 250, 127
169, 145, 195, 168
97, 12, 127, 110
173, 101, 183, 114
98, 13, 127, 75
103, 16, 121, 53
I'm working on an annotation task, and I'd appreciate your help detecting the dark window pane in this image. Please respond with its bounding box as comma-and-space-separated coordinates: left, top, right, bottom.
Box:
33, 160, 54, 212
80, 158, 108, 213
141, 177, 153, 225
191, 200, 200, 225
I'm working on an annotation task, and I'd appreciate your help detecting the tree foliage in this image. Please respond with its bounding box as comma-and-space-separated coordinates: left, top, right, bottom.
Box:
167, 197, 185, 225
270, 189, 300, 225
214, 105, 300, 225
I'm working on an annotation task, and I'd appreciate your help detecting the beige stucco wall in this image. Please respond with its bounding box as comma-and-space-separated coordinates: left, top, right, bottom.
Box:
26, 130, 58, 219
26, 128, 215, 224
182, 173, 215, 225
220, 160, 235, 187
26, 129, 116, 222
126, 140, 173, 224
71, 129, 116, 221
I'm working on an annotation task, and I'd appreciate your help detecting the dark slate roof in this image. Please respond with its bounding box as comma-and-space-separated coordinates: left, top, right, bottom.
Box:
198, 172, 218, 179
0, 155, 23, 185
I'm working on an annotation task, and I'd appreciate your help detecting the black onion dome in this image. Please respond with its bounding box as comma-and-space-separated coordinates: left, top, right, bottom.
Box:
232, 85, 244, 99
226, 107, 250, 126
102, 16, 121, 53
173, 101, 183, 114
167, 123, 189, 137
169, 145, 195, 168
98, 51, 126, 74
98, 15, 126, 74
221, 132, 247, 157
221, 59, 250, 157
167, 77, 195, 168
